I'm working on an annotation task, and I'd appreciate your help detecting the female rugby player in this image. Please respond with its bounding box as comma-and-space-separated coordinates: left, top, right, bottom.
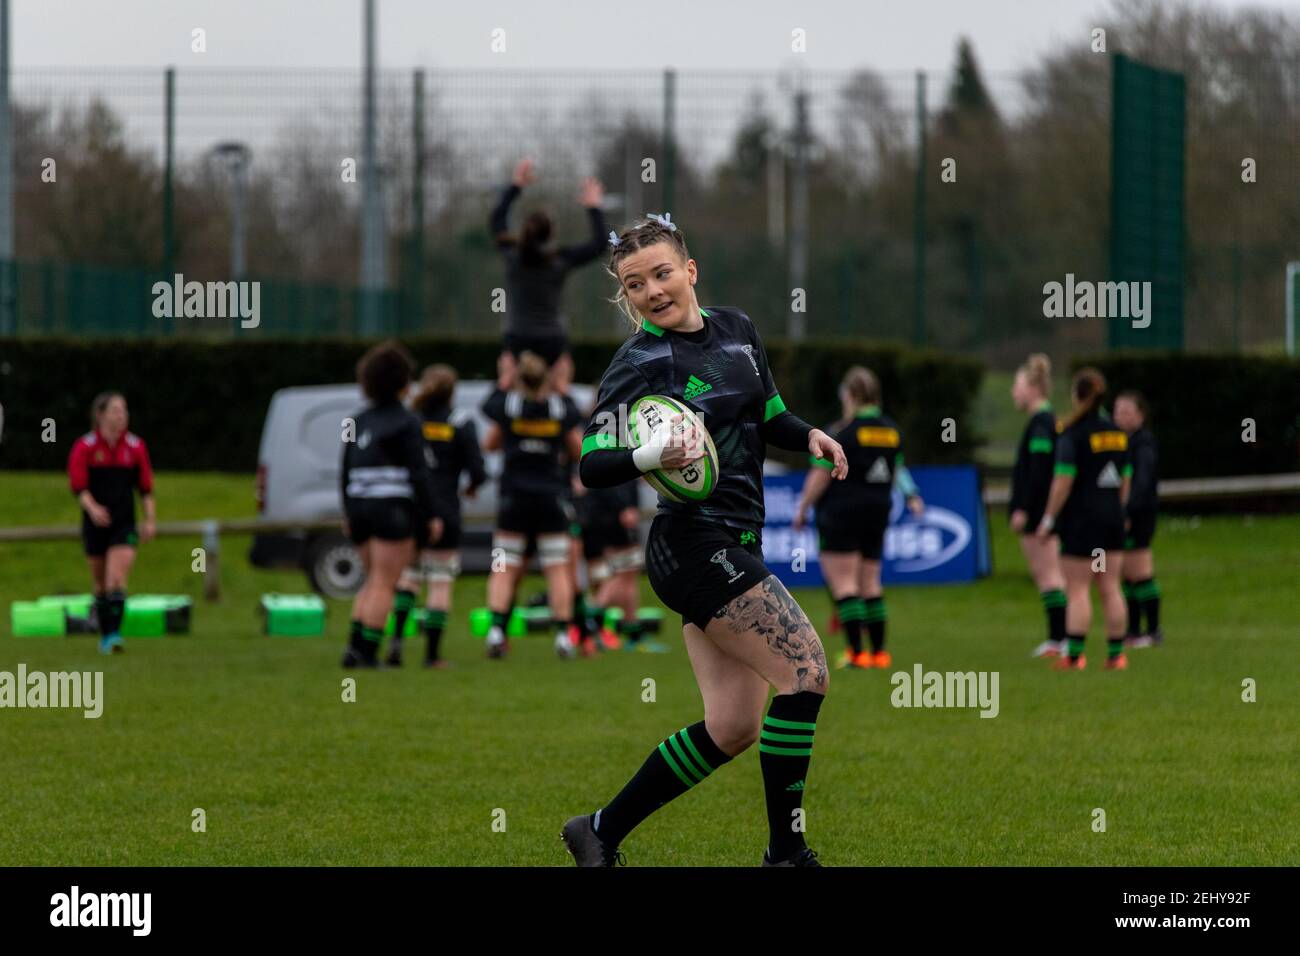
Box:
68, 392, 156, 654
575, 473, 655, 652
1036, 368, 1131, 671
481, 351, 585, 660
1009, 354, 1068, 658
1114, 391, 1162, 649
793, 366, 923, 670
387, 364, 487, 668
340, 342, 441, 669
490, 158, 607, 394
562, 213, 848, 867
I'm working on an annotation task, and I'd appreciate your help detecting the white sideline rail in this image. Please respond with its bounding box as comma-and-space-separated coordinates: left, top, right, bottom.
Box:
1, 473, 1297, 541
982, 472, 1300, 506
1, 474, 1296, 600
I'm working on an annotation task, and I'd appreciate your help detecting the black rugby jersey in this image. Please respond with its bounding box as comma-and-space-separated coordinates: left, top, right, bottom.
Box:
340, 399, 438, 517
418, 402, 488, 508
578, 481, 639, 526
482, 388, 583, 497
1009, 403, 1058, 520
810, 406, 910, 508
1126, 426, 1159, 517
1055, 408, 1132, 526
489, 183, 607, 338
579, 306, 812, 534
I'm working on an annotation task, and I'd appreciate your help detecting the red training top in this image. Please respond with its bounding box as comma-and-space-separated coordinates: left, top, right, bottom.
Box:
68, 430, 154, 519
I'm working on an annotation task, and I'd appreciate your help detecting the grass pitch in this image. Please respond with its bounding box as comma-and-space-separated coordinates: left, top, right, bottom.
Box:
1, 472, 1296, 865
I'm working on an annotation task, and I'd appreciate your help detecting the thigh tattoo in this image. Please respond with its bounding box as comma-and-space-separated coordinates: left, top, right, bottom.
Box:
713, 576, 827, 692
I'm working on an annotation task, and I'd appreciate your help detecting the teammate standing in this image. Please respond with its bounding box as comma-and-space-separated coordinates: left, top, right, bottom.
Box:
387, 364, 487, 668
481, 351, 585, 660
1035, 368, 1131, 671
340, 342, 441, 669
575, 476, 657, 652
68, 392, 156, 655
793, 366, 923, 670
1114, 391, 1163, 649
490, 158, 606, 394
1008, 354, 1068, 657
562, 213, 848, 867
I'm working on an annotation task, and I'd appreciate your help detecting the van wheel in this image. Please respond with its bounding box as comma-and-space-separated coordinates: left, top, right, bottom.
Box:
305, 533, 364, 598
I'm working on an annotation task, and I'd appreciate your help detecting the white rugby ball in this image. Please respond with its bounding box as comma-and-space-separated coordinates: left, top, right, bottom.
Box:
627, 395, 719, 503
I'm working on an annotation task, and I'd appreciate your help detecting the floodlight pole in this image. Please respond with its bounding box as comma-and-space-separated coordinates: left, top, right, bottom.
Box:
1286, 262, 1298, 357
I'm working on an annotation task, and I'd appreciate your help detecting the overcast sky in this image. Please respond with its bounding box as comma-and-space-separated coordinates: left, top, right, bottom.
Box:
12, 0, 1296, 73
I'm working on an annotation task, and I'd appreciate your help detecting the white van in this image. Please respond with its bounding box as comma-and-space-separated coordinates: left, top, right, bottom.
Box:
249, 380, 600, 596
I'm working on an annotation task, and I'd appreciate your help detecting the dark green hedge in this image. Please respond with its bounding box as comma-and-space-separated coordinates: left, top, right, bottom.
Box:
1074, 353, 1300, 479
0, 337, 984, 472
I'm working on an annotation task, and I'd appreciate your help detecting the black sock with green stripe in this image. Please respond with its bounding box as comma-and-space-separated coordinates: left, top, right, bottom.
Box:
108, 590, 127, 635
391, 589, 416, 647
1123, 581, 1141, 636
1108, 635, 1125, 660
1133, 578, 1161, 633
1066, 633, 1085, 663
760, 690, 824, 862
423, 608, 448, 662
95, 591, 111, 637
864, 596, 887, 653
572, 592, 589, 638
353, 621, 382, 663
490, 608, 511, 634
835, 595, 865, 655
593, 721, 732, 849
1041, 589, 1067, 642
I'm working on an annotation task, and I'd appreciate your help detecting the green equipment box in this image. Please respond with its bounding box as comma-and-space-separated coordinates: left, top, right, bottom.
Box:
261, 594, 326, 637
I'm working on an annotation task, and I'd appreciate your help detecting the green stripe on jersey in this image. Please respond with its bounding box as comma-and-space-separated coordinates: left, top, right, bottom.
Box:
581, 432, 620, 457
764, 393, 787, 422
1054, 463, 1077, 476
809, 454, 834, 469
1028, 437, 1054, 453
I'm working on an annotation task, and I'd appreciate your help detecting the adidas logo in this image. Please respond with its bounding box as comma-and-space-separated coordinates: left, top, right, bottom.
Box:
866, 457, 891, 483
683, 375, 713, 400
1097, 460, 1121, 488
785, 780, 805, 792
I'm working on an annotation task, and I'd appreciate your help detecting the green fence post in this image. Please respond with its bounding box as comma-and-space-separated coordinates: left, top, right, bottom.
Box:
913, 71, 927, 348
662, 69, 676, 214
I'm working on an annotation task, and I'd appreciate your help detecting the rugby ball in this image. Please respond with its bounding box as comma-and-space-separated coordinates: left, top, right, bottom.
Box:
627, 395, 719, 503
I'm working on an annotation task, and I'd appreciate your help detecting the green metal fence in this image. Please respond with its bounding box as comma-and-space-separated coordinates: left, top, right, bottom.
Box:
3, 50, 1298, 354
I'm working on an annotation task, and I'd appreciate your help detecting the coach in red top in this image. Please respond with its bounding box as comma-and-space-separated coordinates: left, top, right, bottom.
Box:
67, 392, 157, 654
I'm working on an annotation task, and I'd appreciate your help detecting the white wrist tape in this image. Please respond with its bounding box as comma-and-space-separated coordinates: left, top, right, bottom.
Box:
632, 428, 669, 472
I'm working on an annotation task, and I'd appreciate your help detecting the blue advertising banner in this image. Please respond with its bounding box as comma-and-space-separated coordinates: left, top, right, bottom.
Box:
761, 466, 991, 588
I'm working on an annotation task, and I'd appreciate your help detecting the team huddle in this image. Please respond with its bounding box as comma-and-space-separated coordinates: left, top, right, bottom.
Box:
62, 159, 1164, 868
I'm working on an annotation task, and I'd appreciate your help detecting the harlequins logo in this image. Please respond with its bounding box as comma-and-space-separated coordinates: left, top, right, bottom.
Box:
710, 548, 743, 583
683, 375, 712, 400
739, 530, 756, 546
741, 344, 760, 376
